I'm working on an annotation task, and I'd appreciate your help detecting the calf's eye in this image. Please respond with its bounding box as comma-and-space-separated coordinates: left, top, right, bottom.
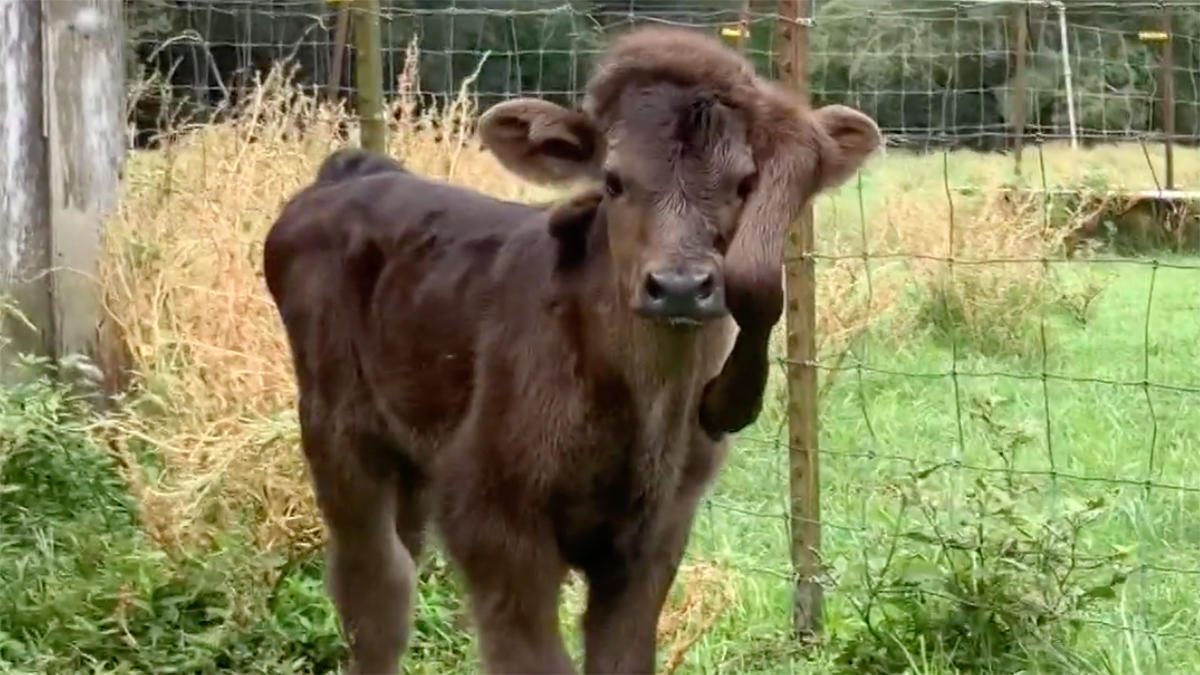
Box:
604, 171, 624, 198
736, 171, 758, 200
714, 231, 729, 253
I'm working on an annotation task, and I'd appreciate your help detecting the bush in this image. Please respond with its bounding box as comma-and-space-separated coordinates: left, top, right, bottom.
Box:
831, 467, 1131, 674
915, 267, 1051, 359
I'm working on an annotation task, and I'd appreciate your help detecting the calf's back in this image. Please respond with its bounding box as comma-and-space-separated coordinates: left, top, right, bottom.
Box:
264, 163, 554, 454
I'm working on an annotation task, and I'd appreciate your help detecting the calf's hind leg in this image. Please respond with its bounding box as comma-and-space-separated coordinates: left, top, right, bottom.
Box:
302, 422, 417, 675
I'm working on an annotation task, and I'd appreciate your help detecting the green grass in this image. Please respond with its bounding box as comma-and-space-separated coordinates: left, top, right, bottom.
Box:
677, 254, 1200, 674
0, 370, 350, 674
5, 253, 1199, 674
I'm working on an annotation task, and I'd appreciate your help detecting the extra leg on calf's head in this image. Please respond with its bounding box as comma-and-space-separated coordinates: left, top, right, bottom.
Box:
699, 326, 772, 438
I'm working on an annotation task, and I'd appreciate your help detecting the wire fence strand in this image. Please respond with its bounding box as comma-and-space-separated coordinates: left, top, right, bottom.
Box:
121, 0, 1200, 669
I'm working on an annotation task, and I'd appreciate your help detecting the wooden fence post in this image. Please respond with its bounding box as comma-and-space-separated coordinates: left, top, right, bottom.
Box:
42, 0, 125, 368
352, 0, 386, 153
737, 0, 752, 50
0, 0, 124, 385
0, 0, 53, 381
1012, 2, 1028, 176
1160, 4, 1175, 190
327, 4, 351, 103
778, 0, 822, 639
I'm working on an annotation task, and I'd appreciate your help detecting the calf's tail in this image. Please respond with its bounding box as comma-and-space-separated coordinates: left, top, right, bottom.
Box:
315, 147, 406, 184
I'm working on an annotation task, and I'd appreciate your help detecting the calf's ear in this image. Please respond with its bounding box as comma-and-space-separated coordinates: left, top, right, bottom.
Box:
810, 104, 883, 191
478, 98, 602, 185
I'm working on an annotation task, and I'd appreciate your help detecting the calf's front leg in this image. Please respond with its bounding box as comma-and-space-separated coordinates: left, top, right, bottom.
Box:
464, 555, 574, 673
581, 493, 704, 674
441, 511, 575, 674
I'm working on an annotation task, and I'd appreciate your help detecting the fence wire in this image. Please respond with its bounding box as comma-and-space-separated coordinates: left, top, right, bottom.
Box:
124, 0, 1200, 671
127, 0, 1200, 149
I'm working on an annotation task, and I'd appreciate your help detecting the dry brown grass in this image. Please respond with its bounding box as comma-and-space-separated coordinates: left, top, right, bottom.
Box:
807, 137, 1200, 358
655, 562, 740, 674
95, 57, 1199, 557
98, 60, 556, 553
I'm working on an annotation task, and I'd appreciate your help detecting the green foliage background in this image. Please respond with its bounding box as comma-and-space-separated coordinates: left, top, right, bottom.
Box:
124, 0, 1200, 148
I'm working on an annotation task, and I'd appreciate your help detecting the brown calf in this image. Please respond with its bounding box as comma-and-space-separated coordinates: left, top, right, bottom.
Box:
263, 25, 880, 675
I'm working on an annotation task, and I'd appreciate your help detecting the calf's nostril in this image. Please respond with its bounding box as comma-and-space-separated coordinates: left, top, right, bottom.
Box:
645, 274, 666, 300
696, 274, 714, 300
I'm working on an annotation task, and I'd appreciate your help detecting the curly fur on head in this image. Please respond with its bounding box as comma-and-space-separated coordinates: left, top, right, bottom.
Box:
582, 25, 768, 131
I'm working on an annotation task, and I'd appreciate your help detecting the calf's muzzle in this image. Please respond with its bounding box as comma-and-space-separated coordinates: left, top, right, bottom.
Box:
636, 264, 727, 325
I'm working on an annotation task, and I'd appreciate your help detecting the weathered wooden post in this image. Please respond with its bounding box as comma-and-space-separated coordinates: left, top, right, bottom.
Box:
1160, 4, 1175, 191
1138, 7, 1175, 191
1012, 2, 1028, 176
327, 3, 352, 102
42, 0, 125, 367
1, 0, 53, 381
0, 0, 124, 385
352, 0, 386, 153
777, 0, 823, 639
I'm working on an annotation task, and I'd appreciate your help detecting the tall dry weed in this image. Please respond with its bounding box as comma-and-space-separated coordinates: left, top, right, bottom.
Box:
801, 137, 1198, 367
98, 56, 554, 553
812, 177, 1062, 359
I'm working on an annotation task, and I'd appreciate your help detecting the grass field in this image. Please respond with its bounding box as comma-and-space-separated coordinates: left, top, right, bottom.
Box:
3, 72, 1200, 674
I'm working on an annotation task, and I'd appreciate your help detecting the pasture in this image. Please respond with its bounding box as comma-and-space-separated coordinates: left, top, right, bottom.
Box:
2, 74, 1200, 674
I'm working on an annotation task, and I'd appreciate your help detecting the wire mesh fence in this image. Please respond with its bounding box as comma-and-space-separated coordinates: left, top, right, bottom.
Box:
118, 0, 1200, 671
126, 0, 1200, 148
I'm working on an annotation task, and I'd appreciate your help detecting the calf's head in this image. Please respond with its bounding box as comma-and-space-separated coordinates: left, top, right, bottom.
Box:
479, 26, 882, 329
